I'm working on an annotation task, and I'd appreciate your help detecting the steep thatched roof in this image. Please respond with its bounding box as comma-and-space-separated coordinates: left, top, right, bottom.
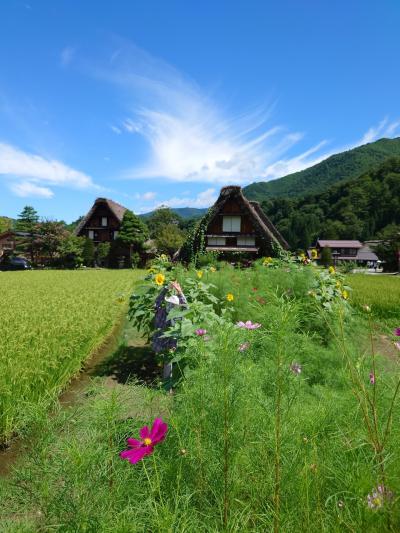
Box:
207, 186, 289, 249
178, 185, 289, 262
75, 198, 128, 235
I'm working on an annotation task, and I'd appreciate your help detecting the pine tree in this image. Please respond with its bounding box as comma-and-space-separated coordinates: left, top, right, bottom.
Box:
117, 210, 149, 266
15, 206, 39, 263
118, 210, 149, 247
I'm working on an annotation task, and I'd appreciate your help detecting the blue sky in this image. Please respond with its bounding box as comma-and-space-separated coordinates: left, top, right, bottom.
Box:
1, 0, 399, 222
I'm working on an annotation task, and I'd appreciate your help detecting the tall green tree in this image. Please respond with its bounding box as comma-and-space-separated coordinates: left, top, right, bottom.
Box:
82, 238, 95, 267
15, 206, 39, 263
147, 207, 182, 238
375, 224, 400, 272
155, 223, 185, 257
320, 246, 333, 267
35, 220, 68, 264
57, 235, 84, 269
117, 210, 149, 266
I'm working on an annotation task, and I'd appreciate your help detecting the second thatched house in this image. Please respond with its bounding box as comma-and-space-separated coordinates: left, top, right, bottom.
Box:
75, 197, 128, 244
178, 185, 288, 262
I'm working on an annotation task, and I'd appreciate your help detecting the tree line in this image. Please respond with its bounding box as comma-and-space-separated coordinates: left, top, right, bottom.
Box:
7, 205, 197, 268
261, 157, 400, 270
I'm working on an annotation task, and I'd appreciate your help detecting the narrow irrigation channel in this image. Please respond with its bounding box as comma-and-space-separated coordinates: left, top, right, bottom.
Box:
0, 313, 156, 477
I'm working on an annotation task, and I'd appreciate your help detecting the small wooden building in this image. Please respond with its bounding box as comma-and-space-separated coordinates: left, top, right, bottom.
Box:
0, 230, 33, 258
0, 230, 17, 257
75, 198, 128, 244
180, 186, 288, 260
308, 239, 379, 266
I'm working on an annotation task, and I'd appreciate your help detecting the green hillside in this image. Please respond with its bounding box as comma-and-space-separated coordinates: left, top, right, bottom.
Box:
262, 157, 400, 250
244, 137, 400, 201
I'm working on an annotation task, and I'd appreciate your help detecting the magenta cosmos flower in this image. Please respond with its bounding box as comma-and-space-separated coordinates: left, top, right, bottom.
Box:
236, 320, 262, 330
394, 328, 400, 337
236, 320, 261, 329
120, 418, 168, 464
369, 372, 375, 385
195, 328, 207, 336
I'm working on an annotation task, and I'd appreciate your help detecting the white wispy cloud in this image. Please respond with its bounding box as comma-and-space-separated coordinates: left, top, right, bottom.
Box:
92, 43, 304, 184
0, 142, 98, 198
135, 191, 156, 201
93, 43, 400, 187
122, 118, 142, 133
60, 46, 76, 67
147, 188, 217, 211
356, 117, 400, 146
10, 181, 54, 199
110, 125, 122, 134
260, 118, 400, 181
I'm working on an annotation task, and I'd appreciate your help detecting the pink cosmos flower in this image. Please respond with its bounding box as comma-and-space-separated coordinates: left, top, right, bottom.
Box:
394, 328, 400, 337
120, 418, 168, 464
369, 372, 375, 385
236, 320, 262, 330
395, 342, 400, 351
238, 342, 250, 352
195, 328, 207, 336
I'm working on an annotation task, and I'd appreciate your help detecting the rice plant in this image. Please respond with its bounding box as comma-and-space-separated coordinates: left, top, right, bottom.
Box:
0, 269, 139, 442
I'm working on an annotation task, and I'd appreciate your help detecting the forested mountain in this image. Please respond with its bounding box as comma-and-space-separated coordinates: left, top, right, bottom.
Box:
261, 157, 400, 249
244, 137, 400, 201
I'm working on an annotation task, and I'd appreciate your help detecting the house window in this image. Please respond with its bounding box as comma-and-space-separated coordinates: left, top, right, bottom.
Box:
113, 231, 119, 240
222, 216, 241, 232
208, 237, 226, 246
88, 230, 94, 239
101, 217, 108, 227
237, 236, 255, 247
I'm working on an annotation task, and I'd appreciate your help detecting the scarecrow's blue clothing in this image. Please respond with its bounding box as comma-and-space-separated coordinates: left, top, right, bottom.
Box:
152, 288, 187, 354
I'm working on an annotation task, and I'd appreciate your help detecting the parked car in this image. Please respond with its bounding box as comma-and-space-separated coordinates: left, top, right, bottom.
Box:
0, 256, 32, 271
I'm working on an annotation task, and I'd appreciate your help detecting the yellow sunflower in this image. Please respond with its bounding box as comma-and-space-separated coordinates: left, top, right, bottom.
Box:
328, 266, 335, 274
196, 270, 203, 279
311, 249, 318, 260
226, 293, 234, 302
263, 256, 273, 266
210, 266, 216, 272
154, 273, 166, 286
342, 290, 349, 300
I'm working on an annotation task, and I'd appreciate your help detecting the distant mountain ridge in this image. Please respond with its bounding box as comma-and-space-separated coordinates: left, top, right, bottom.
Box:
140, 207, 208, 219
243, 137, 400, 201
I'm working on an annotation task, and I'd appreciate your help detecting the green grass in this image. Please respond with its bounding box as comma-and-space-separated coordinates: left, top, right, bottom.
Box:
1, 265, 400, 531
0, 269, 141, 442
